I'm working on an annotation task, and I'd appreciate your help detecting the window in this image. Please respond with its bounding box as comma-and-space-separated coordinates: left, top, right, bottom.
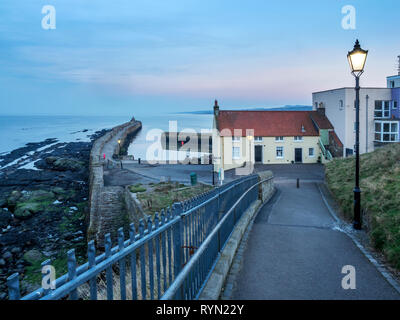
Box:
309, 148, 315, 157
294, 136, 303, 141
339, 100, 344, 110
374, 101, 390, 118
254, 136, 263, 142
232, 136, 241, 142
276, 147, 284, 158
275, 136, 284, 141
315, 102, 318, 109
393, 101, 398, 109
232, 147, 240, 159
375, 121, 399, 142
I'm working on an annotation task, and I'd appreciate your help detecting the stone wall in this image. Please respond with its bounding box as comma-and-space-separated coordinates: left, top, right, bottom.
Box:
87, 120, 142, 247
257, 170, 274, 202
124, 187, 147, 227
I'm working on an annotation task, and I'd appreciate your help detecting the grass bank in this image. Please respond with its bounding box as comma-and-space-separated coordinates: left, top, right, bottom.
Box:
135, 181, 213, 216
325, 143, 400, 268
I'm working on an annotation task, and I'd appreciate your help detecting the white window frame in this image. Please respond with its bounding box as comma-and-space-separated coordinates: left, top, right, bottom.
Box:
275, 136, 284, 142
294, 136, 303, 142
309, 148, 315, 157
232, 136, 241, 142
374, 121, 399, 142
232, 146, 241, 159
254, 136, 263, 142
276, 146, 284, 159
374, 101, 391, 119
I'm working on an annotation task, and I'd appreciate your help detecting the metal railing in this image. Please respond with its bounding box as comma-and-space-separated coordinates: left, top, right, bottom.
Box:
319, 138, 333, 161
6, 174, 259, 300
161, 175, 270, 300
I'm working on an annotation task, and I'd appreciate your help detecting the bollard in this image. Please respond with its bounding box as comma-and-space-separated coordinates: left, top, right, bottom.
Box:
297, 178, 300, 188
138, 158, 141, 164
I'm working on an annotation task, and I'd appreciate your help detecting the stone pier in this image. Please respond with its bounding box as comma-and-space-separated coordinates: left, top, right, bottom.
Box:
87, 119, 143, 247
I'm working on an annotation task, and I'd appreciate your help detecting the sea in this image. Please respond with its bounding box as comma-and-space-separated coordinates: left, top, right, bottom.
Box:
0, 114, 214, 160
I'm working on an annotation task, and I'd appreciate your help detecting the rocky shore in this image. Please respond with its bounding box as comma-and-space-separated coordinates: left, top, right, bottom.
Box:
0, 129, 109, 299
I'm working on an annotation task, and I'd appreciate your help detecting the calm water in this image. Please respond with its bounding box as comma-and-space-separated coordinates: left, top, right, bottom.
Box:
127, 113, 213, 160
0, 114, 213, 160
0, 115, 129, 154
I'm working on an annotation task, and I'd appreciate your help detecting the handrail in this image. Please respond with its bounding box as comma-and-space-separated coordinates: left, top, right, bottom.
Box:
161, 175, 273, 300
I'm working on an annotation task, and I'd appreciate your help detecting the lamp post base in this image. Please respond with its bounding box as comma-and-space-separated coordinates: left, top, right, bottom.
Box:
353, 187, 362, 230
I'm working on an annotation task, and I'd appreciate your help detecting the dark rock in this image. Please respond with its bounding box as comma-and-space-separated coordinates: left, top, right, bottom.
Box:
23, 250, 43, 264
7, 190, 22, 211
63, 232, 74, 241
14, 202, 42, 219
0, 196, 7, 208
2, 251, 12, 260
0, 208, 12, 229
46, 157, 85, 172
11, 247, 21, 254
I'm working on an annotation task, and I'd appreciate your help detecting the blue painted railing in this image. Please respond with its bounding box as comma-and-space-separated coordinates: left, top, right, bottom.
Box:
162, 174, 265, 300
6, 174, 259, 300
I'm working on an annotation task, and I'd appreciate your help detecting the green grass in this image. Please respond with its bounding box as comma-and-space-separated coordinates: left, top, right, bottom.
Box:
325, 143, 400, 268
128, 184, 147, 193
137, 181, 213, 216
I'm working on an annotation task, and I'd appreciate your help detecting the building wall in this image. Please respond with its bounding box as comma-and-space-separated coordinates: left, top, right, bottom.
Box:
214, 135, 321, 172
254, 136, 321, 164
387, 75, 400, 88
313, 89, 347, 156
392, 88, 400, 119
313, 88, 392, 156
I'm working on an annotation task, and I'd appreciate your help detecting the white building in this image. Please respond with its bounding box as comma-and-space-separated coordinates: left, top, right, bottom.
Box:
312, 75, 400, 157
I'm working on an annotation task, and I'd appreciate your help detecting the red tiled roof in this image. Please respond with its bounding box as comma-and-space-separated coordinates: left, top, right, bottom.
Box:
309, 111, 334, 130
217, 110, 320, 137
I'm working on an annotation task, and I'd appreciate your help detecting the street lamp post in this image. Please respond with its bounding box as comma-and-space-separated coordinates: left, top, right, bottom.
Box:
347, 39, 368, 230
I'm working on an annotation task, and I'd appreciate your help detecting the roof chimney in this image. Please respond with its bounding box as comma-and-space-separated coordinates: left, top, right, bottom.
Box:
398, 55, 400, 75
214, 99, 220, 116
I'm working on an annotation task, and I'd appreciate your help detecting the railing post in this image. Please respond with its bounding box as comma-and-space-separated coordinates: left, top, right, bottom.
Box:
67, 249, 78, 300
7, 273, 21, 300
172, 202, 183, 299
173, 202, 183, 277
88, 240, 97, 300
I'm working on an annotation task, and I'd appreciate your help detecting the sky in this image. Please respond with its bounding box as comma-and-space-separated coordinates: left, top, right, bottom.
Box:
0, 0, 399, 116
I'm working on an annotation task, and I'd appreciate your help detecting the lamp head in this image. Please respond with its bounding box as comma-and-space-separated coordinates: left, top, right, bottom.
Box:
347, 39, 368, 77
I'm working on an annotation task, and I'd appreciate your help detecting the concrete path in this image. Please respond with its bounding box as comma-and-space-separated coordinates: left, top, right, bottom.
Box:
121, 163, 221, 185
232, 181, 400, 300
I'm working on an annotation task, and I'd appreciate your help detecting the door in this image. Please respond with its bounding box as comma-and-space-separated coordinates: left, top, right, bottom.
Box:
255, 145, 263, 163
295, 148, 302, 163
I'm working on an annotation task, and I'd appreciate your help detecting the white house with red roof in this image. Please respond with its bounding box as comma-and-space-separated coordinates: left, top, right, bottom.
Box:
212, 101, 340, 172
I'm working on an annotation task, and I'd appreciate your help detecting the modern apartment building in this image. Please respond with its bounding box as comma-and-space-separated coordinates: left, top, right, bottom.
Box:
312, 74, 400, 157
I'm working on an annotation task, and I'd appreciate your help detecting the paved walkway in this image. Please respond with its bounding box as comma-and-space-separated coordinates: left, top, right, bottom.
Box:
232, 181, 400, 300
